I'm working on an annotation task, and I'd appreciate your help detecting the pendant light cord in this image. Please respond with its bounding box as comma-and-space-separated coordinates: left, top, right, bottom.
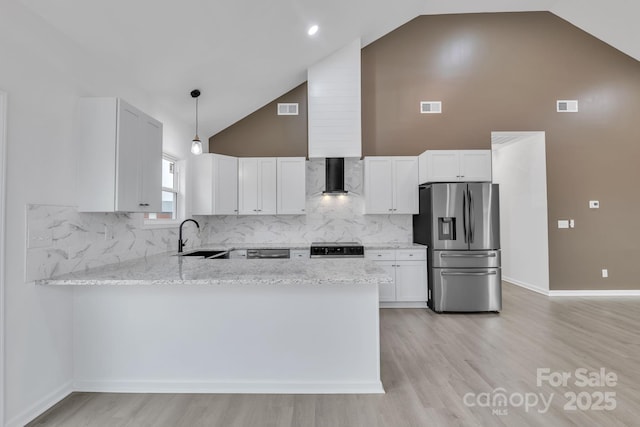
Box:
195, 95, 199, 138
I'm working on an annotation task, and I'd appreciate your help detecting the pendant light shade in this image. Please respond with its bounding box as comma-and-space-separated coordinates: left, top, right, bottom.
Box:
190, 89, 203, 155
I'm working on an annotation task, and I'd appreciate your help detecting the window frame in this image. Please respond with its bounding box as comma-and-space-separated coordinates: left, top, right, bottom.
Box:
142, 153, 182, 229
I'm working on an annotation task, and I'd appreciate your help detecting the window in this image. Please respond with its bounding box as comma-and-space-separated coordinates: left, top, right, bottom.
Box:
145, 155, 179, 222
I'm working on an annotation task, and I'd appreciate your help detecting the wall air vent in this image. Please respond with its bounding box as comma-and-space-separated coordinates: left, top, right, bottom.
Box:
277, 103, 299, 115
557, 100, 578, 112
420, 101, 442, 114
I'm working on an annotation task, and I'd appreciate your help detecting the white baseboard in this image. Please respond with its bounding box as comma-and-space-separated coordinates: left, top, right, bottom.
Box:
380, 301, 427, 309
504, 278, 640, 297
503, 277, 549, 295
548, 290, 640, 297
6, 380, 73, 427
73, 379, 385, 395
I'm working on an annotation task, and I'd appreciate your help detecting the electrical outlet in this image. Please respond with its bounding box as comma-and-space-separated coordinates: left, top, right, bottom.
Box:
589, 200, 600, 209
569, 219, 575, 228
602, 269, 608, 278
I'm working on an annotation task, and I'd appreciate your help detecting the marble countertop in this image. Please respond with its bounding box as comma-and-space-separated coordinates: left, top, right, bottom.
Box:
36, 252, 393, 286
193, 242, 427, 251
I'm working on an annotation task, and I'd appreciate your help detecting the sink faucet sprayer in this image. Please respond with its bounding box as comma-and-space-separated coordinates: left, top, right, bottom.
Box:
178, 219, 200, 253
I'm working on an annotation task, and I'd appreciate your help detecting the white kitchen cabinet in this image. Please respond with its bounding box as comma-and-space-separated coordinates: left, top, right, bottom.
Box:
190, 153, 238, 215
77, 98, 162, 213
238, 158, 277, 215
290, 249, 310, 259
277, 157, 306, 214
364, 156, 419, 214
366, 248, 427, 306
419, 150, 492, 183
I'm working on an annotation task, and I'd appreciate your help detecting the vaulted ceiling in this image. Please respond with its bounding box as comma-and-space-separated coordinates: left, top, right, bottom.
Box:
18, 0, 640, 140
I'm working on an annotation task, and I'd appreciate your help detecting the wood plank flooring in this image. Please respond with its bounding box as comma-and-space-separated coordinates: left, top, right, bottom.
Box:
27, 283, 640, 427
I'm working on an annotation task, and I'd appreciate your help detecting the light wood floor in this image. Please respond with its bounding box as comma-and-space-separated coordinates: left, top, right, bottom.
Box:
28, 283, 640, 427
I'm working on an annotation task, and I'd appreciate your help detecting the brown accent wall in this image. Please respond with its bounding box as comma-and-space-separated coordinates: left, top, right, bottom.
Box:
208, 12, 640, 290
208, 83, 308, 157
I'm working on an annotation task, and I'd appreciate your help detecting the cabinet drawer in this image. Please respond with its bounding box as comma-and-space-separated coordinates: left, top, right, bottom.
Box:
365, 250, 395, 261
290, 249, 309, 259
396, 249, 426, 261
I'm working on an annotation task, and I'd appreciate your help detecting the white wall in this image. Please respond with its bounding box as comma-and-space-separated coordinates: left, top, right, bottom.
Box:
0, 2, 191, 425
0, 90, 8, 427
492, 132, 550, 293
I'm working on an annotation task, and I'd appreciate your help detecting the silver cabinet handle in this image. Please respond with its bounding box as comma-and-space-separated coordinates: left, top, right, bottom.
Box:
441, 271, 497, 276
441, 253, 496, 258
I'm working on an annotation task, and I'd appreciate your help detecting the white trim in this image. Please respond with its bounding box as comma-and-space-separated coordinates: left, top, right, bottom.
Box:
380, 301, 428, 309
73, 380, 385, 395
0, 90, 7, 427
505, 280, 640, 297
503, 277, 549, 296
5, 380, 73, 427
549, 290, 640, 297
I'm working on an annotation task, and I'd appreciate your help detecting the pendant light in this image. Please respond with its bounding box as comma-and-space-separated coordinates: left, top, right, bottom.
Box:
190, 89, 203, 155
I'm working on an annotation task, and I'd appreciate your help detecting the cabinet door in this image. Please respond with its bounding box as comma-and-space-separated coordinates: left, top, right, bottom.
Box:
425, 151, 460, 182
277, 157, 306, 214
459, 150, 492, 182
238, 158, 259, 214
190, 154, 214, 215
115, 101, 143, 212
395, 261, 428, 302
392, 157, 419, 214
214, 155, 238, 215
139, 114, 162, 212
376, 260, 397, 302
364, 157, 393, 214
257, 158, 277, 215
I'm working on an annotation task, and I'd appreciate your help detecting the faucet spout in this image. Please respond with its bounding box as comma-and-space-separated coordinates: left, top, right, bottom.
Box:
178, 219, 200, 253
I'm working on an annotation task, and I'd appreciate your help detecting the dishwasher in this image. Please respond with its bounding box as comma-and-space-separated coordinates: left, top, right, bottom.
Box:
246, 248, 290, 259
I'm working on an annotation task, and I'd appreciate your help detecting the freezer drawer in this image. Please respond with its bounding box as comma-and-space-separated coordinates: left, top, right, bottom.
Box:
431, 268, 502, 312
432, 250, 500, 268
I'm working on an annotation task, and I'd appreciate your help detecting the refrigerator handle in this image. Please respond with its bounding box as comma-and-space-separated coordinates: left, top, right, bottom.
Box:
468, 187, 475, 244
462, 190, 468, 244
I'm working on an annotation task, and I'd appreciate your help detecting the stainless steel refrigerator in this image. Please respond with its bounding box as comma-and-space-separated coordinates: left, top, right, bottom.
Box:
413, 183, 502, 312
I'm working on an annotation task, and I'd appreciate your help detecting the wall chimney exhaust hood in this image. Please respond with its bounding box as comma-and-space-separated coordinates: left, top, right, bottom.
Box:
323, 158, 347, 195
308, 39, 362, 159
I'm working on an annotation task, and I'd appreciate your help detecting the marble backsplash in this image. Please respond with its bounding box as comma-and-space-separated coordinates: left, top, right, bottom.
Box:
26, 159, 412, 281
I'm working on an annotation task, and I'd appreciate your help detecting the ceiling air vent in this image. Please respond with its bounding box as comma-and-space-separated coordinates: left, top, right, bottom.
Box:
420, 101, 442, 114
557, 100, 578, 113
277, 103, 299, 115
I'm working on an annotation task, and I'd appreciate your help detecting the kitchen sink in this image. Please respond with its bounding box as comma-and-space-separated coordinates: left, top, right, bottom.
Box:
180, 250, 230, 259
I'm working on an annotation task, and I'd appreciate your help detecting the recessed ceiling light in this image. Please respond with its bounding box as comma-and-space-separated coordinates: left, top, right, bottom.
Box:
308, 25, 319, 36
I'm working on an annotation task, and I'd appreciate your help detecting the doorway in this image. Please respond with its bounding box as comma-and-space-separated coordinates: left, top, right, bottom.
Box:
491, 131, 550, 294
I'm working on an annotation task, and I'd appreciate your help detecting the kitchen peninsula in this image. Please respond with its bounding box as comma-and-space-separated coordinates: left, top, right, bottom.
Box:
37, 252, 389, 394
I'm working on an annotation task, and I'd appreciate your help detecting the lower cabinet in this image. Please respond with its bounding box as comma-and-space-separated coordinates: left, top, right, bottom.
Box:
366, 248, 428, 306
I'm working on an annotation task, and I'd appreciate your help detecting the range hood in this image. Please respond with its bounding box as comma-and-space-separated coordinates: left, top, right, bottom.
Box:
323, 158, 347, 195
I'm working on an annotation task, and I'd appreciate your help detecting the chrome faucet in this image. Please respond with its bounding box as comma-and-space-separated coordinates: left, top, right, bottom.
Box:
178, 218, 200, 253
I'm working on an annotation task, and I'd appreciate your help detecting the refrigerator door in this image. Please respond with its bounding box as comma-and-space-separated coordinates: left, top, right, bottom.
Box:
430, 183, 469, 250
432, 250, 501, 268
467, 183, 500, 251
432, 268, 502, 312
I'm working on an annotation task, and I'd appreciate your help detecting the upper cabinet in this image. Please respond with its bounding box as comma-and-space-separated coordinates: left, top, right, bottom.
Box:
238, 158, 277, 215
364, 156, 419, 214
77, 98, 162, 212
307, 39, 362, 158
419, 150, 492, 183
276, 157, 306, 215
190, 153, 238, 215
